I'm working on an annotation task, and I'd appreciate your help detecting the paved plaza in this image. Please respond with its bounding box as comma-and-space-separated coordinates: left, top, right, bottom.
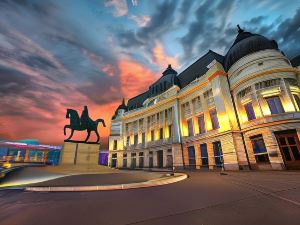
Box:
1, 171, 300, 225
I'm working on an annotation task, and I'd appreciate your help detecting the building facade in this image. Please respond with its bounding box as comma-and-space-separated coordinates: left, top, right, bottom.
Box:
108, 27, 300, 170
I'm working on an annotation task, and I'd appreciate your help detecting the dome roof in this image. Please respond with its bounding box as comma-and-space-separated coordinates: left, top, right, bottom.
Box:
224, 25, 278, 71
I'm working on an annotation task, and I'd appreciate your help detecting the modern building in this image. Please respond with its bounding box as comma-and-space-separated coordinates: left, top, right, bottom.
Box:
108, 26, 300, 171
0, 139, 62, 165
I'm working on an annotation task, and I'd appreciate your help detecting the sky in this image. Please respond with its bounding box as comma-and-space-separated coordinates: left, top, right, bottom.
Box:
0, 0, 300, 148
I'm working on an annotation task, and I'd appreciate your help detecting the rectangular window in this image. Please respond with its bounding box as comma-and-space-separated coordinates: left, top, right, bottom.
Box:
122, 153, 127, 168
187, 119, 194, 136
244, 102, 256, 121
126, 136, 130, 146
210, 109, 220, 129
134, 134, 138, 146
213, 141, 223, 167
139, 152, 144, 168
131, 153, 136, 168
142, 132, 145, 146
111, 153, 117, 168
113, 140, 117, 150
168, 125, 172, 138
200, 143, 208, 166
159, 128, 163, 139
294, 94, 300, 110
250, 135, 270, 163
197, 114, 206, 134
149, 151, 153, 168
151, 130, 154, 141
266, 96, 284, 114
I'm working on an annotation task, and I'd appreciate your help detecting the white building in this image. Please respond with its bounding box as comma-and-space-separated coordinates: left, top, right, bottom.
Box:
109, 26, 300, 170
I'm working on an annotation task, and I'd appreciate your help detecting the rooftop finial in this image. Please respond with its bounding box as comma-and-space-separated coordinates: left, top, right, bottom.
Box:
237, 24, 244, 34
168, 64, 172, 68
122, 98, 125, 105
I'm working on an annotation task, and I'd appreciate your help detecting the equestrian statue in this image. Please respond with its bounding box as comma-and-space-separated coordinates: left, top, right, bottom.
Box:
64, 106, 106, 143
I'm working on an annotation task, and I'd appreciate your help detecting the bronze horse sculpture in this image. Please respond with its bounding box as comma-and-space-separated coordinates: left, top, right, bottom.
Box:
64, 106, 106, 143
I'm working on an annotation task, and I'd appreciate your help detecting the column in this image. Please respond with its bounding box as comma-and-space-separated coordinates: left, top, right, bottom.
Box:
144, 150, 149, 168
43, 151, 49, 163
207, 142, 215, 170
263, 130, 285, 170
153, 150, 158, 168
182, 145, 189, 167
24, 148, 30, 162
16, 150, 21, 162
194, 144, 201, 169
163, 149, 168, 168
172, 144, 184, 169
210, 75, 231, 131
173, 100, 181, 143
200, 93, 212, 131
281, 78, 296, 112
251, 85, 263, 118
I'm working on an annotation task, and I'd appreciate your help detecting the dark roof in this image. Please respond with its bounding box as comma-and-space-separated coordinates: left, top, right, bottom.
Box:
291, 55, 300, 67
149, 64, 180, 97
127, 91, 149, 110
177, 50, 224, 88
117, 99, 127, 110
122, 51, 224, 113
224, 26, 278, 71
162, 64, 178, 76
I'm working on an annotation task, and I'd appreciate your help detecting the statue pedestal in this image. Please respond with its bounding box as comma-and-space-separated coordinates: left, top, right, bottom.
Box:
60, 142, 100, 166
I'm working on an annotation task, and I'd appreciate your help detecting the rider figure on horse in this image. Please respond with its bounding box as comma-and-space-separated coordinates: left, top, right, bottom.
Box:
80, 106, 92, 129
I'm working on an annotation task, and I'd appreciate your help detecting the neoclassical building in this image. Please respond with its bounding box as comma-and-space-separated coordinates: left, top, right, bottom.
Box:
108, 26, 300, 170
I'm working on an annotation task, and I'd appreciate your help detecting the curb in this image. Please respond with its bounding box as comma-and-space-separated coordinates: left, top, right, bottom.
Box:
25, 173, 187, 192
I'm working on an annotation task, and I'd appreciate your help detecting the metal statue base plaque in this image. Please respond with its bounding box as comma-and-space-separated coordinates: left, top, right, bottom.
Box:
60, 142, 100, 166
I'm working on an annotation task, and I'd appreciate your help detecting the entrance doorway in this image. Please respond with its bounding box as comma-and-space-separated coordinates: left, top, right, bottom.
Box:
275, 130, 300, 169
188, 146, 196, 169
157, 150, 163, 168
111, 153, 117, 168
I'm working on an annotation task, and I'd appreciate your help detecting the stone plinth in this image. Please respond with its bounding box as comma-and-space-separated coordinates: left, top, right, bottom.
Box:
60, 142, 100, 166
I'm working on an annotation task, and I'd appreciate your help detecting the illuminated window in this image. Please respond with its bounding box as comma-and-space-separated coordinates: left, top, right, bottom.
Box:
294, 95, 300, 110
197, 114, 206, 134
142, 132, 145, 146
159, 128, 163, 139
168, 125, 172, 138
266, 96, 284, 114
250, 135, 270, 163
187, 119, 194, 136
134, 134, 138, 146
255, 78, 280, 90
113, 140, 117, 150
200, 143, 208, 166
244, 102, 256, 120
210, 109, 220, 129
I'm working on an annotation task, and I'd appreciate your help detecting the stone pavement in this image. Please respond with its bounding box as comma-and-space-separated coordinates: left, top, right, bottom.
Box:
0, 165, 118, 188
0, 171, 300, 225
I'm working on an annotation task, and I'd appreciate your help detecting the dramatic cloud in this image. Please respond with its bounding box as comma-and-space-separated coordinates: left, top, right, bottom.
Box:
118, 59, 158, 98
105, 0, 128, 17
129, 15, 151, 27
152, 41, 179, 70
0, 0, 299, 147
